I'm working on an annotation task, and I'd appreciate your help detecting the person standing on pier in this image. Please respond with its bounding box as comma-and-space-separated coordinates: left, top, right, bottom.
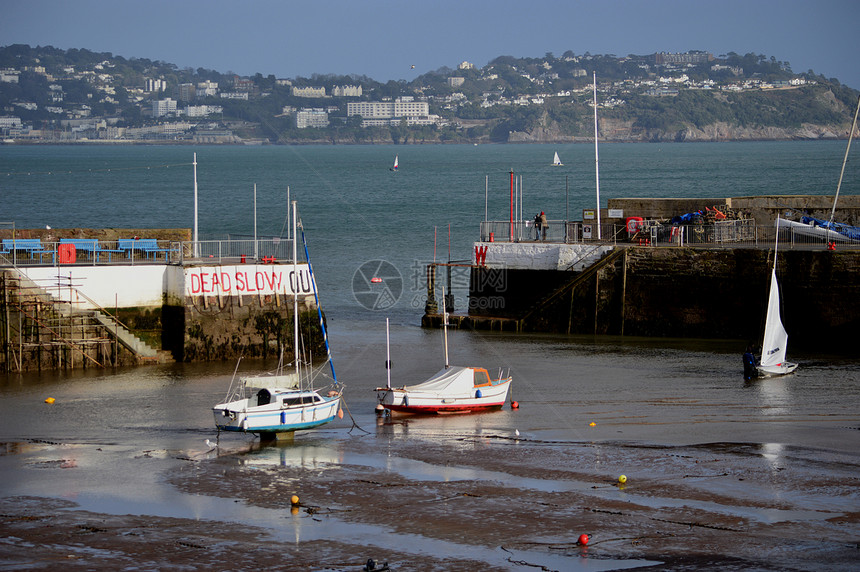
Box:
533, 213, 542, 240
540, 211, 548, 241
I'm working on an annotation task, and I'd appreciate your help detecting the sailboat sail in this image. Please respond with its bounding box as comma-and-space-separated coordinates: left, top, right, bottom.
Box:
552, 151, 562, 166
759, 268, 789, 367
391, 155, 398, 171
755, 217, 797, 377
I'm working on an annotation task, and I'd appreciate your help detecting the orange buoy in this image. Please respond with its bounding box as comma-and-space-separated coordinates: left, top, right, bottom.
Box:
337, 408, 344, 419
578, 534, 589, 545
44, 397, 55, 404
511, 401, 519, 409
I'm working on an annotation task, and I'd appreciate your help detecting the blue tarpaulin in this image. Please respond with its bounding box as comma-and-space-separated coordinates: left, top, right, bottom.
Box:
800, 216, 860, 241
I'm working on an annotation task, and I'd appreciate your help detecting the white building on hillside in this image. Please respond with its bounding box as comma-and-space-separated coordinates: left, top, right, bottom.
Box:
197, 80, 219, 97
296, 108, 329, 128
292, 86, 326, 98
347, 100, 429, 119
145, 78, 167, 92
152, 98, 177, 117
332, 85, 362, 97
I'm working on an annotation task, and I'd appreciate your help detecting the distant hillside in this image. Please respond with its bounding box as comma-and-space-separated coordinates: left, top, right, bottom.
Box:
0, 44, 858, 144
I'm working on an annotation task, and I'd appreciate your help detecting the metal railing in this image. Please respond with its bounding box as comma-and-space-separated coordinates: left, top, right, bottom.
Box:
479, 219, 860, 250
178, 238, 295, 265
0, 238, 298, 267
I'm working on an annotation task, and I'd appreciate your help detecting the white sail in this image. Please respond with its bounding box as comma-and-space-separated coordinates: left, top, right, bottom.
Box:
552, 151, 562, 166
759, 268, 789, 367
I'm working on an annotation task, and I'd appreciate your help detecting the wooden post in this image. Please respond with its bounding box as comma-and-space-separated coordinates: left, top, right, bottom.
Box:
621, 249, 628, 336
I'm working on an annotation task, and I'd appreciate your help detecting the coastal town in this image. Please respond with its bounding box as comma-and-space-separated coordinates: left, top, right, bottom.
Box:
0, 47, 838, 144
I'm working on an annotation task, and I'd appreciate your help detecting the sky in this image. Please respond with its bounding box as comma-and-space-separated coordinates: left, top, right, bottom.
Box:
3, 0, 860, 90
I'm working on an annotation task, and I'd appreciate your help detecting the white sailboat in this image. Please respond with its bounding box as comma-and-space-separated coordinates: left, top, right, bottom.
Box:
213, 201, 343, 439
756, 217, 797, 377
552, 151, 563, 166
390, 155, 398, 171
374, 289, 512, 414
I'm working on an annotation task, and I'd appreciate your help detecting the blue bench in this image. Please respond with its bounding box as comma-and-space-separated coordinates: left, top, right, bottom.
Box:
60, 238, 122, 262
1, 238, 54, 263
118, 238, 172, 261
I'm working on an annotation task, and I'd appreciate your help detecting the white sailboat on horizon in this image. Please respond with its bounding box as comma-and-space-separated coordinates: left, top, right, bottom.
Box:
552, 151, 563, 166
756, 216, 798, 378
390, 155, 398, 171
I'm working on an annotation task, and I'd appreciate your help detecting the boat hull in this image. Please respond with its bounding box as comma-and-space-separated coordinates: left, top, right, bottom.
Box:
756, 362, 798, 377
376, 378, 511, 415
213, 395, 340, 434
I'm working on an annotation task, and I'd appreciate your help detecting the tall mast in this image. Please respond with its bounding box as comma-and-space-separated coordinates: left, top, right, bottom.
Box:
442, 286, 449, 369
829, 94, 860, 226
292, 200, 299, 378
385, 318, 391, 389
192, 153, 198, 258
593, 72, 602, 240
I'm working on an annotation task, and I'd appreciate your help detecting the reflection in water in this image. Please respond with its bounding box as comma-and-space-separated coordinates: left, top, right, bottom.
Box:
754, 377, 793, 416
238, 442, 344, 469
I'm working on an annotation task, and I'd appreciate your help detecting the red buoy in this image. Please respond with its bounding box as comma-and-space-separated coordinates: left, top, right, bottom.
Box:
578, 534, 589, 545
511, 401, 519, 409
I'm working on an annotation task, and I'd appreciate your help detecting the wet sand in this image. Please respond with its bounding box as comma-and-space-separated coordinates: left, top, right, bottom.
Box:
2, 422, 858, 571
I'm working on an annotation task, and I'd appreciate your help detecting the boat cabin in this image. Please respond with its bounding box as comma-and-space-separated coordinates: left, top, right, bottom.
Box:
256, 389, 324, 407
472, 368, 492, 387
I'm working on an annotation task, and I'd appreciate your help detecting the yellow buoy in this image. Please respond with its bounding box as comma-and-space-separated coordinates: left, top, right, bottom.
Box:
589, 421, 596, 427
44, 397, 55, 404
618, 474, 627, 484
290, 495, 300, 505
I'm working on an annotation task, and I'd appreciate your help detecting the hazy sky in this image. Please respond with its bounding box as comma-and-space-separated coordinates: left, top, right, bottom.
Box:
3, 0, 859, 90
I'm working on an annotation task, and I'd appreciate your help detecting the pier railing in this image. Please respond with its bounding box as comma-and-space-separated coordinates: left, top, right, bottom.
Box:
479, 220, 860, 249
0, 238, 298, 268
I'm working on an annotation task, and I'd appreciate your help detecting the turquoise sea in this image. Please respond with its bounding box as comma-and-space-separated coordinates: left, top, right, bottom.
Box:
1, 141, 855, 322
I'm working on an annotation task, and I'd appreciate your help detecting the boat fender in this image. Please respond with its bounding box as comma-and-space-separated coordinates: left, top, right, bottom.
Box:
475, 389, 483, 399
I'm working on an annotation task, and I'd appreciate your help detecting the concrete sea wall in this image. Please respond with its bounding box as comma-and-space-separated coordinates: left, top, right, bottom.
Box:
2, 263, 323, 371
465, 246, 860, 354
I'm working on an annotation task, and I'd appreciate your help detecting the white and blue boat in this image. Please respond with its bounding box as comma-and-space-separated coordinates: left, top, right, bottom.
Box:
213, 201, 342, 439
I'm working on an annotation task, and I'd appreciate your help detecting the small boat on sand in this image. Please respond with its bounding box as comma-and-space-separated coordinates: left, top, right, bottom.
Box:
374, 292, 512, 414
213, 201, 343, 439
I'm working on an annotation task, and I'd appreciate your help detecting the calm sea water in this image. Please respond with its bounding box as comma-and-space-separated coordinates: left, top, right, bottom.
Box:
1, 143, 858, 569
1, 141, 855, 322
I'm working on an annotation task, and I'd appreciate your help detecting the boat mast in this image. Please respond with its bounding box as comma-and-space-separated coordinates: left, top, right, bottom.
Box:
774, 214, 780, 259
192, 153, 198, 258
292, 200, 299, 379
442, 286, 449, 369
385, 318, 391, 389
593, 72, 602, 240
829, 94, 860, 226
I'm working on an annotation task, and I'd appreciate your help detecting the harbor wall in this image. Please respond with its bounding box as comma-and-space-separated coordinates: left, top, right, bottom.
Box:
172, 264, 321, 363
464, 246, 860, 353
2, 263, 322, 371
